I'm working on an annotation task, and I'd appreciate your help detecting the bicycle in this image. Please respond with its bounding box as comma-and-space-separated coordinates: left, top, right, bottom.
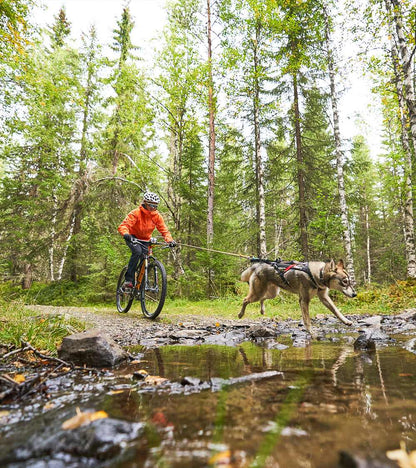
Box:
116, 237, 170, 318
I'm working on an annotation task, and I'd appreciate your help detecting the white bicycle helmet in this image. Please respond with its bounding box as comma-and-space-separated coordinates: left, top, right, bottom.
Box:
143, 191, 160, 205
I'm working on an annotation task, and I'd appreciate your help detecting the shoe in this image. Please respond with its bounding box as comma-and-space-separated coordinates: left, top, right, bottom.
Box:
122, 281, 133, 292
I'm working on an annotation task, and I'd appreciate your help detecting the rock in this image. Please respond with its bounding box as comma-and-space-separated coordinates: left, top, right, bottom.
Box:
248, 324, 278, 338
353, 334, 376, 352
169, 329, 205, 339
10, 418, 144, 464
58, 329, 129, 367
358, 316, 382, 328
181, 376, 203, 386
404, 338, 416, 354
204, 331, 246, 346
395, 308, 416, 321
339, 450, 395, 467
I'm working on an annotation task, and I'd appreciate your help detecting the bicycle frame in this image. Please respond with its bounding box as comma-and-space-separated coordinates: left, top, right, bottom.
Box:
133, 241, 161, 295
116, 238, 169, 317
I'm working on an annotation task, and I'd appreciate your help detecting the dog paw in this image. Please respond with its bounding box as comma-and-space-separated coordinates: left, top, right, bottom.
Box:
344, 319, 353, 326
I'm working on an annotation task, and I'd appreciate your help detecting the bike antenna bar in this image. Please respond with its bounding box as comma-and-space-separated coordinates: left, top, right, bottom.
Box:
178, 242, 252, 259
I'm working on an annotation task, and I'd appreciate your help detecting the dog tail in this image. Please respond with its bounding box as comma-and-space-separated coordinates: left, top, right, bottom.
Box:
241, 265, 255, 283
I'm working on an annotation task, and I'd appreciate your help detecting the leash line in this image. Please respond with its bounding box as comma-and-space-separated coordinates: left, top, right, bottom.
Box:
178, 242, 251, 259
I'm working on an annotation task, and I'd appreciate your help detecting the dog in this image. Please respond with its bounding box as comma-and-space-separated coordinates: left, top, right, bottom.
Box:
239, 259, 356, 332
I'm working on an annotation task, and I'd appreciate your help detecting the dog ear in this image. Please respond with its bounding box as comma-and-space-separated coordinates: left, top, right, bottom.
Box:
336, 259, 345, 270
325, 259, 336, 272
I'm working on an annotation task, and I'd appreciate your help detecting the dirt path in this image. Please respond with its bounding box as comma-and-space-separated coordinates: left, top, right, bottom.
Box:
29, 305, 416, 348
28, 305, 270, 347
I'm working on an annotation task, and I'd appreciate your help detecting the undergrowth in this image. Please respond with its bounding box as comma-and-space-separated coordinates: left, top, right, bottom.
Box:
0, 299, 85, 353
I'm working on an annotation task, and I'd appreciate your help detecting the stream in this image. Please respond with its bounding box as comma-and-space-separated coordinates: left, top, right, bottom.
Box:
2, 317, 416, 467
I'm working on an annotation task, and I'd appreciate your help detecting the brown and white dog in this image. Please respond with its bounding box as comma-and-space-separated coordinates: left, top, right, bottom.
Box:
239, 259, 356, 332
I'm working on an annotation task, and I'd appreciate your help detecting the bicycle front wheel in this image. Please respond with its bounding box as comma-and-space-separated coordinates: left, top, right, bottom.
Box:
116, 266, 134, 313
140, 258, 167, 319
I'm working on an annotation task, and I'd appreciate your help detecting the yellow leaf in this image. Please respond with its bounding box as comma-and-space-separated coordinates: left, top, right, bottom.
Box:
144, 375, 168, 386
209, 450, 231, 465
215, 322, 220, 327
62, 408, 108, 430
387, 442, 416, 468
43, 402, 55, 410
13, 374, 25, 383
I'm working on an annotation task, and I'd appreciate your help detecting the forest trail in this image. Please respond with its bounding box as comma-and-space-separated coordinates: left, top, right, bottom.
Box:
27, 305, 268, 347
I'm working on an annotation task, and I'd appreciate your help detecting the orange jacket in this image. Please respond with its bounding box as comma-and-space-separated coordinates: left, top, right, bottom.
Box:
118, 205, 173, 243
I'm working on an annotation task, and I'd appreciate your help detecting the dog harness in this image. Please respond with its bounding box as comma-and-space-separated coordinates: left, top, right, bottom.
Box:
250, 258, 325, 289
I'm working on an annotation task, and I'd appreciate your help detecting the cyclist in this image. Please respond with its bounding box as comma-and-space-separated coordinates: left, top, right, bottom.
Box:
118, 191, 176, 290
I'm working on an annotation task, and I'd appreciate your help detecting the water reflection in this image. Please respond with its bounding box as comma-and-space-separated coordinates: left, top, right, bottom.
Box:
2, 339, 416, 467
106, 341, 416, 467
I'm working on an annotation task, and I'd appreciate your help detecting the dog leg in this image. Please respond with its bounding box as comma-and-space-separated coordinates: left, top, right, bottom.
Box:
299, 296, 312, 333
260, 300, 265, 315
317, 289, 353, 326
238, 298, 249, 319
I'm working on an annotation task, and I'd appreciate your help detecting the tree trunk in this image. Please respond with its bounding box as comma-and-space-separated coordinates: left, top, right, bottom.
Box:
206, 0, 215, 250
252, 23, 267, 258
167, 127, 184, 283
293, 72, 308, 259
49, 192, 58, 281
390, 41, 416, 278
364, 205, 371, 284
22, 263, 32, 290
388, 0, 416, 148
324, 5, 356, 285
206, 0, 216, 296
58, 212, 76, 280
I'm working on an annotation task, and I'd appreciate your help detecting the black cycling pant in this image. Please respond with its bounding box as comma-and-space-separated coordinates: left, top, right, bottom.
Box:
125, 238, 149, 283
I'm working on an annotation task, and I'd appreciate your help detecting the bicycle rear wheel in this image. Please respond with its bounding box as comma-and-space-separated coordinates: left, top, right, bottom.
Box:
116, 266, 134, 313
140, 258, 167, 319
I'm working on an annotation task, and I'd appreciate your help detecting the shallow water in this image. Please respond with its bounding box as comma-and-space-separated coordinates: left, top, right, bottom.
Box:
2, 336, 416, 467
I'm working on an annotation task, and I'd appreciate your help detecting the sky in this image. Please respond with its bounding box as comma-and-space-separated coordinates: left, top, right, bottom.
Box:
31, 0, 383, 158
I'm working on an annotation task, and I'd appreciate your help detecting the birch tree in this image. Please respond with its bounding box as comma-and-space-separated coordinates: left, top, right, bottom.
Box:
384, 0, 416, 278
323, 3, 356, 284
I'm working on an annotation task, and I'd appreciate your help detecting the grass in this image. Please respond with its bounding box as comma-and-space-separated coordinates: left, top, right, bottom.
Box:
0, 278, 415, 352
0, 299, 85, 354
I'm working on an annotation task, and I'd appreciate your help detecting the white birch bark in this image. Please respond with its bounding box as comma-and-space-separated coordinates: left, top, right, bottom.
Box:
253, 28, 267, 258
324, 5, 356, 284
365, 205, 371, 284
206, 0, 216, 249
387, 1, 416, 278
49, 193, 58, 281
57, 212, 76, 280
391, 44, 416, 278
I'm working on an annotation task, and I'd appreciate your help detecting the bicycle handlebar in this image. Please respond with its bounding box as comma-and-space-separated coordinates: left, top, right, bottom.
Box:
130, 237, 173, 248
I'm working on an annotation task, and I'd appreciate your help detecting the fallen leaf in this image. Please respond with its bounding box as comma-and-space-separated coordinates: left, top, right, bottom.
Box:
109, 390, 126, 395
43, 402, 55, 411
209, 450, 231, 465
62, 407, 108, 430
144, 375, 168, 386
215, 322, 220, 327
12, 361, 24, 368
387, 442, 416, 468
13, 374, 25, 384
399, 373, 413, 377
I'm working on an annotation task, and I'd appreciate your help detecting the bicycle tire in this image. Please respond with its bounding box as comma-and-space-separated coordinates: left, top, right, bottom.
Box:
116, 266, 134, 313
140, 258, 167, 319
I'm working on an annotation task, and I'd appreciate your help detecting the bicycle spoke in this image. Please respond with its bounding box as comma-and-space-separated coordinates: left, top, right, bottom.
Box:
140, 258, 167, 319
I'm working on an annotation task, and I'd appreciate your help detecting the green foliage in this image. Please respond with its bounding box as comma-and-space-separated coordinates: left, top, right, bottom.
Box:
0, 298, 85, 352
1, 0, 415, 305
